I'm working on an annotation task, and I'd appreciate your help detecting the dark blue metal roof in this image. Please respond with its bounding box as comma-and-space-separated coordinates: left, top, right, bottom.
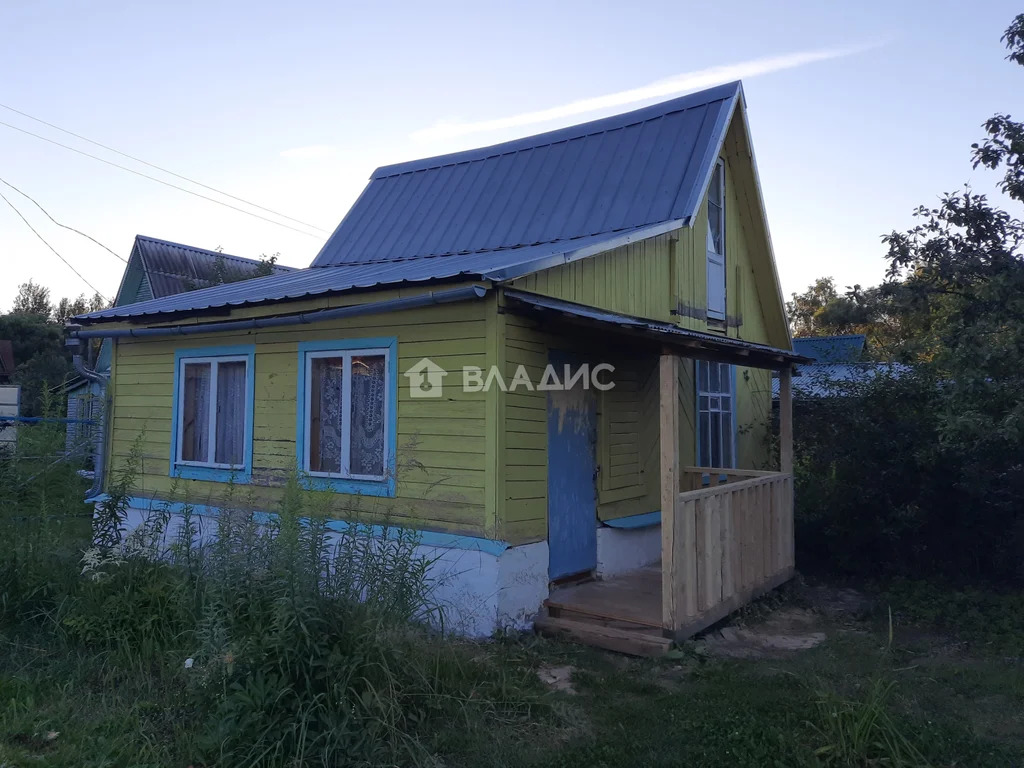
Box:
133, 235, 294, 298
75, 82, 744, 323
792, 335, 866, 364
75, 223, 676, 321
312, 81, 740, 267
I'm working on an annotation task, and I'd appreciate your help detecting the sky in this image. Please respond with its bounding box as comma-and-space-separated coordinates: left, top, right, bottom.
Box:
0, 0, 1021, 311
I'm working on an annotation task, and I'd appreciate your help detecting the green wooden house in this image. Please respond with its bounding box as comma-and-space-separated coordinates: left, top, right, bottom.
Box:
70, 81, 805, 650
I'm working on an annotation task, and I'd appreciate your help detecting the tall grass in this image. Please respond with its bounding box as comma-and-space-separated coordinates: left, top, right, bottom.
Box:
0, 436, 546, 766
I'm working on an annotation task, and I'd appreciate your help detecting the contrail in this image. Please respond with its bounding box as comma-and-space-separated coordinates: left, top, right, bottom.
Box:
412, 43, 878, 143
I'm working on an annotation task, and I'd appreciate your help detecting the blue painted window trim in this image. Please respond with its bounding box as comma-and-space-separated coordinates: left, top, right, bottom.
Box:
170, 344, 255, 483
295, 337, 398, 497
694, 360, 738, 468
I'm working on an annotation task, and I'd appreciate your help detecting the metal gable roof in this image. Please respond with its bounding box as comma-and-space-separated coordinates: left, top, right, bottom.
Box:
132, 235, 294, 298
791, 335, 866, 364
311, 81, 740, 267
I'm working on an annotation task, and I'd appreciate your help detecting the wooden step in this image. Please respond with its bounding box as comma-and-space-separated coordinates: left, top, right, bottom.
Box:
535, 615, 673, 657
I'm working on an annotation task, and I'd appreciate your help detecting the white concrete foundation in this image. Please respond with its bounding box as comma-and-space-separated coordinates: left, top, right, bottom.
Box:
595, 523, 662, 578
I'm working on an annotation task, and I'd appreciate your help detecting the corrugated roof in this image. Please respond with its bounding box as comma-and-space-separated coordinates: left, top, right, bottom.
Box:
134, 235, 294, 297
76, 82, 743, 323
792, 335, 866, 364
312, 81, 740, 267
75, 224, 675, 321
772, 362, 911, 398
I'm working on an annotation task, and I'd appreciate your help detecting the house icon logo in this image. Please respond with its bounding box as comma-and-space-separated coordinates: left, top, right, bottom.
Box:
405, 358, 447, 398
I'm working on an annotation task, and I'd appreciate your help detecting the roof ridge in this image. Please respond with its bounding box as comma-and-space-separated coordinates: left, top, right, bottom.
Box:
373, 81, 742, 179
135, 234, 293, 270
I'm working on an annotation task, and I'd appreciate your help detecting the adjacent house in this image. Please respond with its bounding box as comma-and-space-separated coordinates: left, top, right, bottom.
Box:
69, 81, 806, 651
772, 334, 909, 399
65, 236, 293, 456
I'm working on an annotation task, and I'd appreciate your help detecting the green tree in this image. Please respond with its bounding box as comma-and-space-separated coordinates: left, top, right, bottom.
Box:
11, 280, 53, 318
795, 13, 1024, 582
0, 312, 74, 416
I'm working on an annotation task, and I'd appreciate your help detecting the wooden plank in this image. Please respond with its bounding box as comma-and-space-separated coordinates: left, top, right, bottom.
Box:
695, 497, 708, 613
779, 366, 793, 474
534, 616, 672, 658
721, 487, 735, 601
659, 352, 681, 632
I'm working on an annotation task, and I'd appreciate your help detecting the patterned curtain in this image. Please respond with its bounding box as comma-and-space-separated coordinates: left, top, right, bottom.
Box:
349, 355, 386, 476
215, 361, 246, 465
311, 357, 344, 473
182, 363, 211, 462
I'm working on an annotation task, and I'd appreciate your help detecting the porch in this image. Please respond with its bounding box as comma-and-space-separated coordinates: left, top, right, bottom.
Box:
535, 352, 797, 656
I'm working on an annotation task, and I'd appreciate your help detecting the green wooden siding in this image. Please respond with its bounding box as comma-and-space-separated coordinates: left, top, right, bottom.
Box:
108, 296, 493, 537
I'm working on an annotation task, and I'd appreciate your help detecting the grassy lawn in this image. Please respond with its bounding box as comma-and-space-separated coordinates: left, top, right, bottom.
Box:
2, 580, 1022, 767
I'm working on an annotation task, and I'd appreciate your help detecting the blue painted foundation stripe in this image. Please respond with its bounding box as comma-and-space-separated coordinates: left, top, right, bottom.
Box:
113, 496, 509, 556
602, 510, 661, 529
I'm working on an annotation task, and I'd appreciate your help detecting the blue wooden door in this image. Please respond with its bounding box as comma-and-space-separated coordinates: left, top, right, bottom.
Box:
547, 352, 598, 580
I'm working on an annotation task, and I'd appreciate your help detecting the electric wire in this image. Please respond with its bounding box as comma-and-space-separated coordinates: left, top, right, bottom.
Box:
0, 175, 126, 263
0, 119, 321, 239
0, 188, 110, 300
0, 101, 329, 233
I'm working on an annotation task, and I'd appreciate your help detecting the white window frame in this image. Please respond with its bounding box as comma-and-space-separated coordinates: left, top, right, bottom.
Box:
302, 346, 391, 482
175, 354, 249, 470
706, 158, 727, 322
696, 360, 736, 469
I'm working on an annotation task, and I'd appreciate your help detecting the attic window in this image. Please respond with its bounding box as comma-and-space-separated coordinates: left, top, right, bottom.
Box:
706, 159, 726, 322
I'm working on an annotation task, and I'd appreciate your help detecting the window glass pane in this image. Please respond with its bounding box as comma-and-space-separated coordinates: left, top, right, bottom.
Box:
709, 396, 720, 411
708, 201, 723, 254
722, 411, 734, 467
698, 412, 710, 466
350, 355, 386, 477
215, 361, 246, 466
309, 357, 344, 473
709, 362, 720, 391
709, 162, 723, 204
181, 362, 211, 462
698, 361, 709, 392
698, 395, 708, 411
721, 364, 732, 395
710, 412, 722, 467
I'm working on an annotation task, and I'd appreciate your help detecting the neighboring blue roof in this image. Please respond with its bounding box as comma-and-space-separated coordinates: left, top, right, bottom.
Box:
772, 362, 911, 398
312, 81, 740, 267
131, 235, 294, 297
792, 335, 866, 364
75, 224, 675, 320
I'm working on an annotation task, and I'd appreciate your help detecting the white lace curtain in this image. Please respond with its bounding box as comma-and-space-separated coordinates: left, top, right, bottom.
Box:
309, 353, 386, 478
182, 363, 211, 462
215, 361, 246, 465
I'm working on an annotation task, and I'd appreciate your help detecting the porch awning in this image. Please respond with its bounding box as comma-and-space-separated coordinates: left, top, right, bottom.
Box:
502, 289, 810, 369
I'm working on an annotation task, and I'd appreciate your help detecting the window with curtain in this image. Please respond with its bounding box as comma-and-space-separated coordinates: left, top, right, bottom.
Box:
696, 360, 735, 468
304, 347, 388, 481
176, 355, 248, 469
706, 158, 726, 323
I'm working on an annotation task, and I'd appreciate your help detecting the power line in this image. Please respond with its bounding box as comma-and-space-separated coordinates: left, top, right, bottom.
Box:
0, 175, 126, 263
0, 101, 329, 233
0, 119, 322, 239
0, 188, 110, 301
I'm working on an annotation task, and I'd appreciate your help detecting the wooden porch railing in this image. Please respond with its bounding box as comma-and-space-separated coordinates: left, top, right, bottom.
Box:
658, 351, 796, 639
662, 468, 794, 636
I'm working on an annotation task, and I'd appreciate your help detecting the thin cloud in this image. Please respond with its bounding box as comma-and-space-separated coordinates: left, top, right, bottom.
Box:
280, 144, 340, 159
411, 44, 878, 143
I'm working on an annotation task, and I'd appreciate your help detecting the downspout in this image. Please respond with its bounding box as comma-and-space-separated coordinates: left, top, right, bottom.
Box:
68, 337, 108, 501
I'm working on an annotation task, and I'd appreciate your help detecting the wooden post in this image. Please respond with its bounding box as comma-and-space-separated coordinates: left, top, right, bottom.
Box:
659, 352, 680, 634
779, 365, 793, 475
